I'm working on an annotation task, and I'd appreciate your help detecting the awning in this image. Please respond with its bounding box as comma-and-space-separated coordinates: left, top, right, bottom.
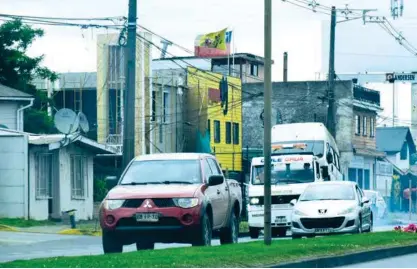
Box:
354, 147, 386, 158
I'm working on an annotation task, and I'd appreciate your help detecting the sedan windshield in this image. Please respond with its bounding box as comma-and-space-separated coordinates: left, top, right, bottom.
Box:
252, 162, 315, 185
120, 160, 201, 185
299, 184, 356, 201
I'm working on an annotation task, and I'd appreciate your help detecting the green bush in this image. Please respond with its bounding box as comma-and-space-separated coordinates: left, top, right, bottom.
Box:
94, 178, 108, 202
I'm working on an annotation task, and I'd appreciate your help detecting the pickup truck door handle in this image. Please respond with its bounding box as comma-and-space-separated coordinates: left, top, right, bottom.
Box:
217, 190, 221, 195
225, 186, 229, 191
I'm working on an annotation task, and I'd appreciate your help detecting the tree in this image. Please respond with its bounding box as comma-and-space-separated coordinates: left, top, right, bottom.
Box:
0, 19, 58, 133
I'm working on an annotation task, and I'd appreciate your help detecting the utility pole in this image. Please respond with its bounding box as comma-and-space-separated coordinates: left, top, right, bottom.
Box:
263, 0, 272, 246
283, 52, 288, 82
327, 6, 336, 138
122, 0, 137, 169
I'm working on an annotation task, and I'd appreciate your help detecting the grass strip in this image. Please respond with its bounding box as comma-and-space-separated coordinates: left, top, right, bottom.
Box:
0, 218, 55, 228
1, 231, 416, 268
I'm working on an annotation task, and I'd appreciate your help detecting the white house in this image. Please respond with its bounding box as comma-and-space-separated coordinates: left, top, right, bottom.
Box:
0, 84, 34, 131
0, 129, 116, 221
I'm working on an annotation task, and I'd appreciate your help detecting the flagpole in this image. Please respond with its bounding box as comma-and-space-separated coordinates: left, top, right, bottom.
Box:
232, 28, 235, 77
227, 29, 231, 76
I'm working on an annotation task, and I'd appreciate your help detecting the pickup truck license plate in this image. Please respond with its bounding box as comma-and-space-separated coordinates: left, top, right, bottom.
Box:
275, 216, 287, 224
315, 228, 333, 233
136, 213, 159, 222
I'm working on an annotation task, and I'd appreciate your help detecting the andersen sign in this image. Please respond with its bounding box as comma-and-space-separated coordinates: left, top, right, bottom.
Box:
386, 73, 417, 82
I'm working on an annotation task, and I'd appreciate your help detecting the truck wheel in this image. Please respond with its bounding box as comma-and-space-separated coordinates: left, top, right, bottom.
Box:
292, 234, 302, 240
136, 241, 154, 250
220, 211, 239, 245
192, 213, 212, 247
102, 231, 123, 254
249, 227, 260, 239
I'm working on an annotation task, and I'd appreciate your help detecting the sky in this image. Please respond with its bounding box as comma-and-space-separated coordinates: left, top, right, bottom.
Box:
3, 0, 417, 82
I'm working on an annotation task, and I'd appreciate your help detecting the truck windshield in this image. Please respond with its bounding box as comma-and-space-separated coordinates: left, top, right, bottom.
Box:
120, 160, 201, 185
271, 140, 324, 157
252, 162, 315, 185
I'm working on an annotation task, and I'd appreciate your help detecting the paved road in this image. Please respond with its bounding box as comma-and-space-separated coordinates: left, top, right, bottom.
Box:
0, 224, 395, 263
341, 253, 417, 268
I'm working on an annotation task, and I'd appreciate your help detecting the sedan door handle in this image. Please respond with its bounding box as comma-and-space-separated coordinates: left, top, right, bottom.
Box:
225, 187, 229, 191
217, 190, 221, 195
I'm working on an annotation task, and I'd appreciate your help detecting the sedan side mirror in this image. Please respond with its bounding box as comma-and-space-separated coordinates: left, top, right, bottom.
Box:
208, 175, 224, 186
361, 197, 370, 205
290, 199, 297, 206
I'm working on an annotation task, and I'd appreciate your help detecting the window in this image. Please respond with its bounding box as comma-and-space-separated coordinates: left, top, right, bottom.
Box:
151, 91, 156, 121
71, 155, 87, 199
36, 153, 52, 199
363, 116, 367, 136
214, 120, 221, 143
364, 170, 370, 190
370, 117, 375, 137
401, 142, 408, 160
233, 123, 240, 145
163, 92, 169, 123
355, 115, 361, 135
250, 64, 258, 77
207, 158, 222, 175
207, 120, 211, 136
225, 122, 231, 144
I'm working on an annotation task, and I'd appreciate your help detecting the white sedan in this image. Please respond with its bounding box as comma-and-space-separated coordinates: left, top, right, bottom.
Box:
290, 181, 373, 239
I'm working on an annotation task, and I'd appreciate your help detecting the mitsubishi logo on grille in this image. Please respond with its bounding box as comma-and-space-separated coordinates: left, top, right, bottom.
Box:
318, 209, 327, 214
143, 199, 152, 208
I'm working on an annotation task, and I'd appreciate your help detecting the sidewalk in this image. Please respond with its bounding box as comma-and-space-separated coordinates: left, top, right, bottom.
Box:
389, 212, 417, 225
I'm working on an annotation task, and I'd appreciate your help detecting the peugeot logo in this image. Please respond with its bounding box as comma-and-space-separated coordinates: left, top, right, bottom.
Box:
318, 209, 327, 214
143, 200, 152, 208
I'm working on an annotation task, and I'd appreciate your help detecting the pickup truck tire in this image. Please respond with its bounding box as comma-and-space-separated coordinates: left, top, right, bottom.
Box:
220, 211, 239, 244
192, 213, 212, 247
136, 241, 154, 250
249, 227, 260, 239
102, 231, 123, 254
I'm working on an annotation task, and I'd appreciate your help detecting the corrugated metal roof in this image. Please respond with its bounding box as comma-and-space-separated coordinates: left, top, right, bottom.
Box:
376, 126, 415, 153
0, 84, 32, 98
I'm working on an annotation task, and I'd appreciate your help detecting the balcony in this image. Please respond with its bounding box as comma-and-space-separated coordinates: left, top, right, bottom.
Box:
353, 85, 380, 106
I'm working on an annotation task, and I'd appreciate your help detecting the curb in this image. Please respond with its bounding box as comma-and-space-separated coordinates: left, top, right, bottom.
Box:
271, 243, 417, 268
0, 224, 18, 232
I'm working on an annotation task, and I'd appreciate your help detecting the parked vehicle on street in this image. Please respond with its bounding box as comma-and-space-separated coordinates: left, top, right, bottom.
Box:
248, 154, 325, 238
290, 181, 373, 239
99, 153, 242, 253
363, 190, 387, 219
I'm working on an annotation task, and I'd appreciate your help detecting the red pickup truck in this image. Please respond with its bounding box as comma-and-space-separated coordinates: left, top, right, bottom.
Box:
99, 153, 242, 253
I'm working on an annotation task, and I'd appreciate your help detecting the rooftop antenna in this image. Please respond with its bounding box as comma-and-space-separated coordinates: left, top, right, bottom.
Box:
78, 112, 90, 133
54, 108, 80, 135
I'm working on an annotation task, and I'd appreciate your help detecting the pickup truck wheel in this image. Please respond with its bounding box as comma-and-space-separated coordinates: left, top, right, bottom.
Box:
220, 211, 239, 245
102, 231, 123, 254
136, 241, 154, 250
192, 214, 212, 247
249, 227, 260, 239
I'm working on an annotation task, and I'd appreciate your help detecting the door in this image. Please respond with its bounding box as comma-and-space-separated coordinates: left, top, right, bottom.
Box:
207, 158, 229, 226
356, 186, 371, 229
201, 159, 223, 228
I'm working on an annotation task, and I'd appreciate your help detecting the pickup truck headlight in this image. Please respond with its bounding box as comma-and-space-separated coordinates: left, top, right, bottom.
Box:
293, 209, 307, 216
338, 206, 356, 215
174, 198, 199, 208
250, 197, 260, 205
103, 199, 125, 210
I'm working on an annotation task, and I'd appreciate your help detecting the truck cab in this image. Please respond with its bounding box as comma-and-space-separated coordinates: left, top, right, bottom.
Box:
247, 154, 322, 238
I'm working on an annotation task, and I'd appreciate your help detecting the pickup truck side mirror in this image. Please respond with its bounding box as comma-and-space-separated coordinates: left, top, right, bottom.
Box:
290, 199, 297, 206
208, 175, 224, 186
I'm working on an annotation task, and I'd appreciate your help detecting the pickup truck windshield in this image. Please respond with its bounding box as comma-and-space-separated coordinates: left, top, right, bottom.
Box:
252, 162, 315, 185
120, 160, 201, 185
299, 184, 355, 201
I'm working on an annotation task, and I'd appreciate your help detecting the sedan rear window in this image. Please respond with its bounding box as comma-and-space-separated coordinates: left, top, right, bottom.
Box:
120, 160, 201, 185
299, 184, 356, 201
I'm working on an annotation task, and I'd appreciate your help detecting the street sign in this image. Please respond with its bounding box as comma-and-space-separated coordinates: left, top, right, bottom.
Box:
386, 73, 416, 82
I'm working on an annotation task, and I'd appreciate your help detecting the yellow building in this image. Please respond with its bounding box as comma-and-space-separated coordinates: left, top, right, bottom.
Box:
186, 67, 242, 173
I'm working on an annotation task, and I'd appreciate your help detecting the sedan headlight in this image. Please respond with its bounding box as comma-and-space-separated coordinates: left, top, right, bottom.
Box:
174, 198, 199, 208
103, 199, 125, 210
338, 206, 356, 215
293, 209, 307, 216
250, 197, 260, 205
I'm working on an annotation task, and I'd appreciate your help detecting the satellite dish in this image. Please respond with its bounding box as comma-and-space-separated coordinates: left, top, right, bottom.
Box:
78, 112, 90, 133
54, 108, 79, 134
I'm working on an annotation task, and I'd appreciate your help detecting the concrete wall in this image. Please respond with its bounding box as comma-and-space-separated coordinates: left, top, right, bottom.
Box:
0, 102, 18, 130
242, 80, 354, 174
